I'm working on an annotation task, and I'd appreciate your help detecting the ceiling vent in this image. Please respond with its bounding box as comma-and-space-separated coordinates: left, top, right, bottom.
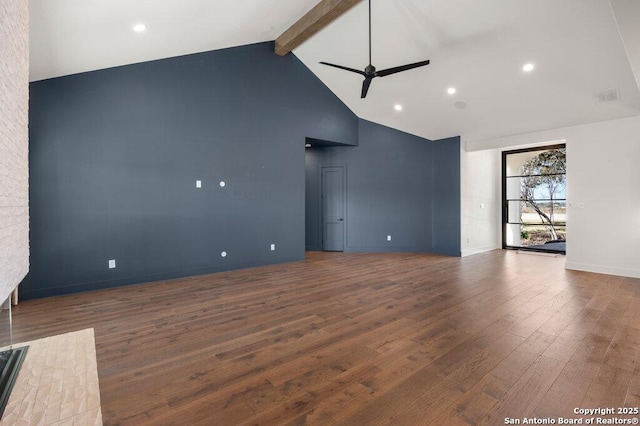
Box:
593, 87, 620, 104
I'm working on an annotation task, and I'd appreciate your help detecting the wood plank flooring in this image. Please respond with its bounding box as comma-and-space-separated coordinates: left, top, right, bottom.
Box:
10, 250, 640, 425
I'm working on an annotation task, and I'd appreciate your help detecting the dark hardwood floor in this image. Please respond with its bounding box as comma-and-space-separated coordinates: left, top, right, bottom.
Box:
11, 250, 640, 425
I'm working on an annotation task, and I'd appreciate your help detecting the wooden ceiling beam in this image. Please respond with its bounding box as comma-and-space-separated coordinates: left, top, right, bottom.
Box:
275, 0, 363, 56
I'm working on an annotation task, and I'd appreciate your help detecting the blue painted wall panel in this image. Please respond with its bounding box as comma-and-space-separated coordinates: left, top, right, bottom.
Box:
432, 136, 461, 256
25, 42, 357, 299
304, 121, 461, 255
26, 41, 461, 300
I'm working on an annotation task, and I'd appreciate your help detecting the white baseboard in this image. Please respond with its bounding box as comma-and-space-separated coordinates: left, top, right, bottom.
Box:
461, 245, 500, 257
564, 261, 640, 279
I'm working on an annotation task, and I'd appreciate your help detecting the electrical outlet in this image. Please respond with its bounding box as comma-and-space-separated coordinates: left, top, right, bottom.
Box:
108, 259, 116, 269
270, 244, 276, 251
196, 180, 202, 188
480, 203, 485, 209
387, 235, 392, 241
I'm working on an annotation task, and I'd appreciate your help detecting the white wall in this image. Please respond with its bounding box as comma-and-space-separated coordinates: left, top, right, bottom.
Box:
460, 144, 501, 257
466, 115, 640, 278
0, 0, 29, 303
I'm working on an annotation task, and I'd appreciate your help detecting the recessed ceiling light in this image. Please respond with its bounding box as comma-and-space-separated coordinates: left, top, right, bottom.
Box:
523, 63, 534, 72
133, 23, 147, 33
394, 104, 403, 111
447, 87, 456, 95
305, 143, 312, 148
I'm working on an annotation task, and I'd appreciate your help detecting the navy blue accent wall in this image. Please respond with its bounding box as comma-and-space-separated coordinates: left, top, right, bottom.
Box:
304, 148, 323, 252
26, 41, 461, 300
432, 136, 461, 256
24, 41, 358, 299
305, 119, 460, 254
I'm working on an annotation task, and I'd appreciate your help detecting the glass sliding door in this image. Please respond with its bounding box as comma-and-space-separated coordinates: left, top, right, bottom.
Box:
502, 144, 566, 253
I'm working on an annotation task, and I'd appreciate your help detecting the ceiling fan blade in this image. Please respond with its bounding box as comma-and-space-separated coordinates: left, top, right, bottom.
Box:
319, 62, 366, 76
377, 60, 430, 77
361, 78, 373, 98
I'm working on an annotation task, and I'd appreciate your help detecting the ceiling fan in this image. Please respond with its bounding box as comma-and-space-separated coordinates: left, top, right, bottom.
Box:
319, 0, 430, 99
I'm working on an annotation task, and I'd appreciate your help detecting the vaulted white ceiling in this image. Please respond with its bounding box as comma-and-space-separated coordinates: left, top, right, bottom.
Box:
29, 0, 640, 142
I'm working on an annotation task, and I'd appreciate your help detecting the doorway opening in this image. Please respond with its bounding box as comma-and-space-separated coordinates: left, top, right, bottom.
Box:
502, 144, 566, 254
305, 139, 352, 253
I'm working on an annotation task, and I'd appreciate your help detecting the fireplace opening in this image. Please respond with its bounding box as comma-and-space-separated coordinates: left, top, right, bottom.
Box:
0, 289, 27, 419
0, 346, 28, 418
